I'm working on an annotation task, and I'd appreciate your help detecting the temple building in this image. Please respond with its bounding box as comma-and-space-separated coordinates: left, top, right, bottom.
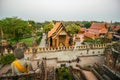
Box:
47, 22, 72, 48
112, 25, 120, 32
84, 23, 108, 39
112, 26, 120, 41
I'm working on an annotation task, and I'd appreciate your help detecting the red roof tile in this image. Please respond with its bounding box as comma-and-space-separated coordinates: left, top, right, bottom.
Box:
112, 26, 120, 31
84, 23, 107, 38
80, 28, 86, 32
90, 23, 107, 30
84, 32, 95, 38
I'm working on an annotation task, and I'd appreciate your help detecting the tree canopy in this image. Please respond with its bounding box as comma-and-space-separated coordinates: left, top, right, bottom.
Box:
43, 22, 53, 33
82, 21, 91, 28
66, 24, 80, 34
0, 17, 32, 42
28, 20, 40, 32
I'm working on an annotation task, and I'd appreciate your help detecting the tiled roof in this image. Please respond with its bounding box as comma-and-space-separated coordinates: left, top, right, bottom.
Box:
87, 29, 99, 33
84, 23, 107, 38
48, 22, 62, 38
87, 28, 107, 34
100, 29, 108, 33
84, 32, 95, 38
90, 23, 106, 30
80, 28, 86, 32
112, 26, 120, 31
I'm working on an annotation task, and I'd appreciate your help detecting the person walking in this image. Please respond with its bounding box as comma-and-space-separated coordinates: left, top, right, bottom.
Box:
76, 57, 80, 63
66, 60, 71, 67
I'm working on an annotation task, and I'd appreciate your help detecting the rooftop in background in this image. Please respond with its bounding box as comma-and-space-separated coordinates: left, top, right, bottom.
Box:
90, 23, 107, 30
112, 26, 120, 31
84, 23, 108, 38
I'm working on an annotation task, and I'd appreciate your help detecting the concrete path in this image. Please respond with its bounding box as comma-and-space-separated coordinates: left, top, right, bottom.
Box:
39, 33, 46, 48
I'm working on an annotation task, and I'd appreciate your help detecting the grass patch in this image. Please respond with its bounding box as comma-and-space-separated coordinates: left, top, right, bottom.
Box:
20, 37, 33, 47
9, 32, 43, 47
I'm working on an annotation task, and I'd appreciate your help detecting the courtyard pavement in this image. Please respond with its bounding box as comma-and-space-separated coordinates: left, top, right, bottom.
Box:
39, 33, 46, 48
25, 49, 104, 68
29, 49, 104, 61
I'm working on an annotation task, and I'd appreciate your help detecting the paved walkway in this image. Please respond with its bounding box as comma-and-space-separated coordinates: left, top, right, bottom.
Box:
39, 33, 46, 48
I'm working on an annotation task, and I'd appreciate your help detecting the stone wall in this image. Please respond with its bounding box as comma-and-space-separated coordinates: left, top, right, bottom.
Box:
3, 43, 107, 56
25, 43, 107, 54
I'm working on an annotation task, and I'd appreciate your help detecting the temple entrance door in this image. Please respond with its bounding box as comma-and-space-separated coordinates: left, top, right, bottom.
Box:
55, 39, 57, 48
59, 35, 66, 47
50, 37, 52, 47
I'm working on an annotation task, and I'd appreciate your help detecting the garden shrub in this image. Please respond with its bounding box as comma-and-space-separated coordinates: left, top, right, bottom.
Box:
36, 34, 43, 45
0, 54, 15, 64
56, 67, 72, 80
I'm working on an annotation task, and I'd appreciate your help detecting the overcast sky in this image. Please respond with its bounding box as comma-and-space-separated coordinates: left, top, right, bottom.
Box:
0, 0, 120, 22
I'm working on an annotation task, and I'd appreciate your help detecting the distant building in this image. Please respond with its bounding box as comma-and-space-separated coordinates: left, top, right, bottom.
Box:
73, 28, 86, 43
47, 22, 72, 48
112, 26, 120, 32
112, 26, 120, 41
84, 23, 108, 39
79, 28, 86, 33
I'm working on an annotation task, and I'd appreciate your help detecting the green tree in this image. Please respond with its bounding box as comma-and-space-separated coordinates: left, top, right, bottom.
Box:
66, 24, 80, 34
114, 22, 120, 26
0, 17, 32, 42
43, 22, 53, 33
82, 21, 91, 28
0, 20, 4, 39
28, 20, 39, 32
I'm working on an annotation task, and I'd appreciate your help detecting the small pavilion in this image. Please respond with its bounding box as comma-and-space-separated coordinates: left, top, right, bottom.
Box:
47, 22, 72, 48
